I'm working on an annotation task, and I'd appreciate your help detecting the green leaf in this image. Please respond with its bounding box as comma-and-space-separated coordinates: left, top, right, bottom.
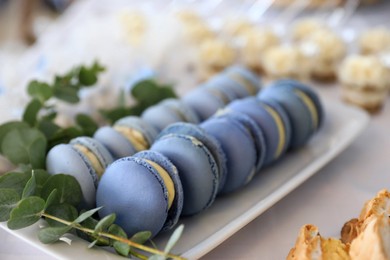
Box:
7, 196, 45, 229
53, 84, 80, 103
0, 172, 30, 196
1, 128, 47, 168
75, 113, 98, 136
73, 207, 102, 224
148, 255, 166, 260
164, 225, 184, 254
99, 107, 136, 125
29, 169, 51, 196
41, 174, 82, 207
44, 189, 58, 210
38, 225, 72, 244
88, 239, 99, 249
22, 172, 36, 199
94, 213, 116, 234
23, 99, 43, 127
47, 127, 83, 149
0, 189, 20, 221
108, 224, 130, 256
78, 67, 97, 86
27, 80, 53, 102
45, 203, 78, 227
37, 120, 61, 141
130, 231, 151, 245
0, 121, 29, 154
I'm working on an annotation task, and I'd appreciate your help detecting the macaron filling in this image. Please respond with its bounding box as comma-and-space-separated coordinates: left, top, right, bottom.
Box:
72, 143, 105, 178
263, 103, 286, 159
113, 125, 149, 151
144, 159, 175, 209
293, 89, 319, 130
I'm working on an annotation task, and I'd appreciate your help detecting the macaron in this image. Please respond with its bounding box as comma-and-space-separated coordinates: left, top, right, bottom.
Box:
158, 122, 228, 193
207, 74, 250, 99
267, 79, 324, 130
200, 114, 257, 194
226, 97, 291, 165
151, 133, 219, 216
258, 84, 314, 149
46, 136, 114, 209
215, 110, 266, 173
93, 116, 158, 159
182, 87, 226, 121
141, 98, 200, 131
223, 65, 262, 95
96, 151, 181, 237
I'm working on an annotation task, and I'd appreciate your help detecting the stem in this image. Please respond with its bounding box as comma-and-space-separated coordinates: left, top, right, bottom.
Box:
41, 213, 185, 260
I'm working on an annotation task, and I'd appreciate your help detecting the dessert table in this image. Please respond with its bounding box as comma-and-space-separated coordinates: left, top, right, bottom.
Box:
0, 1, 390, 259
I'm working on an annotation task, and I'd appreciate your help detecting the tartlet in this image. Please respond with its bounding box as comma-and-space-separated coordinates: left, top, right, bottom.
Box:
339, 55, 390, 113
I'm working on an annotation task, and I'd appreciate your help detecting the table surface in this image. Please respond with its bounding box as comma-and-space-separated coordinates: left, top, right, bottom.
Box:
1, 1, 390, 259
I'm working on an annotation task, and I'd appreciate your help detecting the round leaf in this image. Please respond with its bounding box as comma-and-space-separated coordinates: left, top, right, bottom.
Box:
7, 196, 45, 230
41, 174, 82, 207
94, 213, 116, 234
38, 225, 72, 244
27, 80, 53, 102
23, 98, 43, 127
45, 203, 78, 227
0, 121, 29, 154
0, 188, 20, 221
0, 172, 30, 196
78, 67, 97, 86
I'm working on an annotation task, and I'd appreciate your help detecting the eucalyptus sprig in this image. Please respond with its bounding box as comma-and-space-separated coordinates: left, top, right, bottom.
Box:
0, 170, 185, 260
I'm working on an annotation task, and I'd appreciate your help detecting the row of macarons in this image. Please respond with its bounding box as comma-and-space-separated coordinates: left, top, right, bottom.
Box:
46, 70, 324, 238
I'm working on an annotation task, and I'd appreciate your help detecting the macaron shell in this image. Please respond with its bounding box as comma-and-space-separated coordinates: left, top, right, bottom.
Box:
141, 104, 183, 131
93, 126, 137, 159
223, 65, 262, 95
207, 75, 250, 99
159, 98, 201, 124
114, 116, 159, 146
259, 87, 314, 149
201, 116, 257, 194
96, 156, 169, 237
151, 134, 219, 216
158, 122, 228, 193
133, 150, 184, 231
46, 144, 97, 209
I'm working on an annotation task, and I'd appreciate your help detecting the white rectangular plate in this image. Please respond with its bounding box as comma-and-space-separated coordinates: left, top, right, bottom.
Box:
0, 99, 369, 259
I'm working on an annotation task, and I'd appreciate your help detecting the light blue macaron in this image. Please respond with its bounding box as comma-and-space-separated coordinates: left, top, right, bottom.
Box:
223, 65, 262, 95
46, 136, 114, 209
151, 133, 219, 216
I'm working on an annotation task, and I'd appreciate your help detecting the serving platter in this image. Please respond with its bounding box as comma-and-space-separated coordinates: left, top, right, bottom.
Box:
0, 98, 369, 259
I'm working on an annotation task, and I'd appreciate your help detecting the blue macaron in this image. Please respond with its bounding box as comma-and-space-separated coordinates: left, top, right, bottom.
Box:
151, 133, 219, 216
200, 114, 257, 194
223, 65, 262, 96
226, 97, 291, 165
258, 84, 314, 149
158, 122, 228, 193
207, 74, 250, 99
46, 136, 114, 209
93, 116, 158, 159
96, 153, 180, 237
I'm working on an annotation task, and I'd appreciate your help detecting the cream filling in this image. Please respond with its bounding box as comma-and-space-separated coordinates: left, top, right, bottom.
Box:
73, 144, 105, 178
114, 126, 149, 151
264, 104, 285, 159
228, 73, 257, 95
294, 89, 319, 130
145, 159, 175, 209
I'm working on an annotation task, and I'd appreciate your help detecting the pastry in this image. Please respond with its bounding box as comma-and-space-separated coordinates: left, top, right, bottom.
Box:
46, 137, 114, 209
93, 116, 158, 159
96, 150, 183, 237
151, 133, 219, 216
291, 18, 329, 42
339, 55, 390, 113
300, 29, 346, 81
358, 27, 390, 55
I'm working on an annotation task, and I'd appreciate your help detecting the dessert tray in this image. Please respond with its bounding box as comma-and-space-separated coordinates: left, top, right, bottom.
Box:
0, 98, 369, 259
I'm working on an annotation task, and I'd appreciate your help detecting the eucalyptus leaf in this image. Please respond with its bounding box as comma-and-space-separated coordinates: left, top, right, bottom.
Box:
94, 213, 116, 234
88, 239, 99, 249
37, 120, 61, 141
1, 128, 47, 168
27, 80, 53, 102
23, 98, 43, 127
0, 189, 20, 221
29, 169, 51, 196
53, 85, 80, 104
78, 67, 97, 86
73, 207, 102, 224
0, 121, 29, 154
164, 224, 184, 254
130, 230, 151, 245
44, 189, 59, 210
7, 196, 45, 229
22, 173, 36, 199
41, 174, 82, 207
75, 114, 98, 136
45, 203, 78, 227
148, 255, 166, 260
0, 172, 30, 196
37, 225, 72, 244
108, 224, 130, 256
47, 127, 83, 149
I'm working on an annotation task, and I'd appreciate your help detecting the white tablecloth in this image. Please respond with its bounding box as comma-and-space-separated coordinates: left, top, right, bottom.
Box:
1, 1, 390, 259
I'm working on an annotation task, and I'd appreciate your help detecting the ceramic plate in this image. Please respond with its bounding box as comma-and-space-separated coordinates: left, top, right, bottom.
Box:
0, 99, 369, 259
